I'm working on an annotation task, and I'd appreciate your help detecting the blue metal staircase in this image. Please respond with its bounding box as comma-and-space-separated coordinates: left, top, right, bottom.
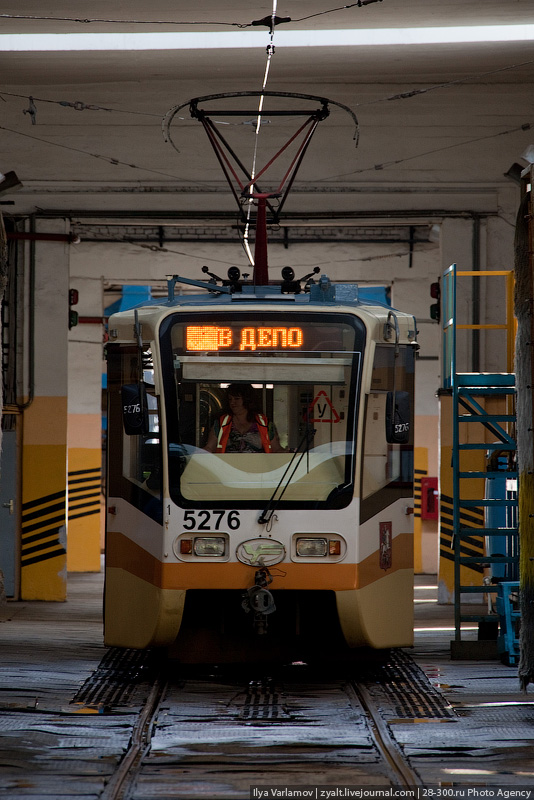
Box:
442, 264, 518, 659
496, 581, 520, 665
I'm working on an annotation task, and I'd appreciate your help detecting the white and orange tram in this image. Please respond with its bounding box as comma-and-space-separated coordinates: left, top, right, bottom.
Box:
104, 270, 417, 661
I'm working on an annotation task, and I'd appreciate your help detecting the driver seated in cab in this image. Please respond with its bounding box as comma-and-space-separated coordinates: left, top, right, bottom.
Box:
204, 384, 285, 453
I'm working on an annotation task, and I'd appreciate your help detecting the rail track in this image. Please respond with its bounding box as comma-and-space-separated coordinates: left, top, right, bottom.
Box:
348, 681, 422, 789
75, 649, 454, 799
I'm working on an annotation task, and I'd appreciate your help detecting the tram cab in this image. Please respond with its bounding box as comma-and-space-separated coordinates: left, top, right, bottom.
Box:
104, 277, 417, 661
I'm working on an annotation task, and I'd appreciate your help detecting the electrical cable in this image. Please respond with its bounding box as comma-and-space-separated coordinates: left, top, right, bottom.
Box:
2, 6, 533, 189
291, 0, 383, 23
0, 14, 245, 27
3, 115, 531, 187
0, 124, 196, 182
2, 56, 532, 126
354, 59, 534, 108
0, 3, 382, 27
0, 90, 162, 117
318, 121, 534, 179
133, 242, 240, 267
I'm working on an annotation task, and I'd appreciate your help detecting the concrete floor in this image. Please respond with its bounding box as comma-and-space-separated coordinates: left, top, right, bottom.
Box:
0, 569, 533, 795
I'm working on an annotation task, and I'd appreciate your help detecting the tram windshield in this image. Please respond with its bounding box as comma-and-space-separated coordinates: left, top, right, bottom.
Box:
160, 312, 365, 509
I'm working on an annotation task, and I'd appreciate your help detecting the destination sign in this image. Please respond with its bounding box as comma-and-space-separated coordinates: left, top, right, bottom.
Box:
186, 325, 304, 352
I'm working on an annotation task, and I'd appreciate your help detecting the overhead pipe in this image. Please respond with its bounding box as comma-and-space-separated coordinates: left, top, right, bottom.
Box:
17, 217, 36, 410
6, 232, 80, 243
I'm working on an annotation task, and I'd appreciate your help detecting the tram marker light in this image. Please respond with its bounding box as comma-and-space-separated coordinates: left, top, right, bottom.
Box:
329, 540, 341, 556
179, 538, 193, 555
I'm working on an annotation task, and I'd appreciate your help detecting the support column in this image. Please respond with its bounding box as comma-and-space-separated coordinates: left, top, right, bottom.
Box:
20, 220, 69, 600
517, 168, 534, 688
67, 276, 104, 571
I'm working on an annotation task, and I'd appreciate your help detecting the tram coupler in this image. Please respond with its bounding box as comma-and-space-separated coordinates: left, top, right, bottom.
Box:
241, 567, 276, 634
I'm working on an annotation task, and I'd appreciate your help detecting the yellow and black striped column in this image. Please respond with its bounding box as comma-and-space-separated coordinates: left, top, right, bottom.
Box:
20, 224, 70, 600
66, 292, 106, 571
67, 442, 102, 572
413, 451, 427, 574
21, 397, 68, 600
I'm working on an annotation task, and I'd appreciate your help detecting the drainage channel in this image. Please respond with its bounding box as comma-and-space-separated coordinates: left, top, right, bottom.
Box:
239, 677, 294, 722
360, 649, 457, 721
344, 650, 456, 788
71, 647, 159, 711
70, 648, 168, 800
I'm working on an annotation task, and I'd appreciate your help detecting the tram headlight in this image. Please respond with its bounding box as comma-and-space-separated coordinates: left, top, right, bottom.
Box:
173, 534, 229, 560
292, 535, 345, 561
296, 537, 328, 557
193, 537, 226, 557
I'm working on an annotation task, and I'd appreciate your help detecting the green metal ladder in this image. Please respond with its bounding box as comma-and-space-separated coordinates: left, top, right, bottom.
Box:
442, 264, 518, 657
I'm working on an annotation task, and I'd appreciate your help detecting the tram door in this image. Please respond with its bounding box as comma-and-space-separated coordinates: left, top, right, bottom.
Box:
0, 428, 16, 596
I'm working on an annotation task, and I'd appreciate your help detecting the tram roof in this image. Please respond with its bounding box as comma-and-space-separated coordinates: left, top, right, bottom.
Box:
107, 280, 417, 347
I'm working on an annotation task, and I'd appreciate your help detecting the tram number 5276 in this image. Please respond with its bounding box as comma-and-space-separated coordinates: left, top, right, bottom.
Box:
182, 510, 241, 531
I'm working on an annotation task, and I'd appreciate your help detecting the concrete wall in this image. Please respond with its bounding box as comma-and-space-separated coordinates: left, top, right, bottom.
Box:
34, 183, 518, 579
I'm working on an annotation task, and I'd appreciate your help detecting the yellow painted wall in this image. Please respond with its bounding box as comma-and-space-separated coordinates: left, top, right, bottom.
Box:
67, 413, 103, 572
413, 446, 428, 574
21, 396, 68, 601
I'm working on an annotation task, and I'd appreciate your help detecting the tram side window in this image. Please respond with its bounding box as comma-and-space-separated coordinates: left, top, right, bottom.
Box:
107, 345, 162, 522
122, 376, 160, 488
361, 344, 414, 500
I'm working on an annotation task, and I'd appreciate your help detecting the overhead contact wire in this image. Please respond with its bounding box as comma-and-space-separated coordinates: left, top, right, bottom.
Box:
243, 1, 278, 267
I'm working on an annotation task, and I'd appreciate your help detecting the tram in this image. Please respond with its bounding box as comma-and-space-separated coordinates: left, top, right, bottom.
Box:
104, 268, 417, 661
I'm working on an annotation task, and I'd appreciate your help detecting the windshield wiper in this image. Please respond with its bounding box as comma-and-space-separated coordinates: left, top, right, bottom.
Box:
258, 425, 316, 526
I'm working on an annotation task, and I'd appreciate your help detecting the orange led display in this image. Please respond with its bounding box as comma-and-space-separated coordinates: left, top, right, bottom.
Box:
186, 325, 303, 351
186, 326, 232, 350
239, 327, 303, 351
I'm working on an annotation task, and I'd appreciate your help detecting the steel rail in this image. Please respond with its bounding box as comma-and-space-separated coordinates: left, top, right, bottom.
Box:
99, 673, 167, 800
347, 680, 425, 788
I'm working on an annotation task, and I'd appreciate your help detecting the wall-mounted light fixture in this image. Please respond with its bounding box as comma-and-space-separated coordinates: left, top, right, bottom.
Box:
0, 171, 23, 196
503, 163, 524, 185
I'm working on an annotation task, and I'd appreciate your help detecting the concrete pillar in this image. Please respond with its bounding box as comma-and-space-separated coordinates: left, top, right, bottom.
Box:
67, 276, 104, 571
20, 219, 69, 600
